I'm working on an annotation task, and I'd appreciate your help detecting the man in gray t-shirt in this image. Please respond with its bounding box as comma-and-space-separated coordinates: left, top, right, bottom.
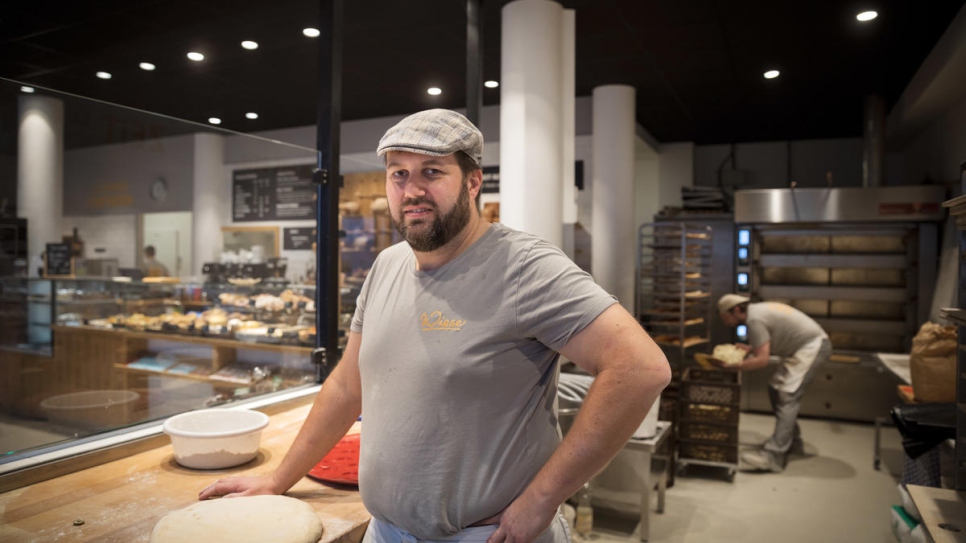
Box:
716, 294, 831, 473
201, 109, 671, 543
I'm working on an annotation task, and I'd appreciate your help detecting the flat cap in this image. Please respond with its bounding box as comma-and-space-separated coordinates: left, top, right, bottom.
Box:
377, 109, 483, 165
717, 294, 750, 314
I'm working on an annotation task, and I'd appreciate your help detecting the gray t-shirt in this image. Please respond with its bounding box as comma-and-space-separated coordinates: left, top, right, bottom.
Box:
746, 302, 827, 357
350, 223, 616, 538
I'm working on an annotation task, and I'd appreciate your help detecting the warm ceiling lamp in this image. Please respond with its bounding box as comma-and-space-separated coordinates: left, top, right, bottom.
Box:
96, 71, 112, 79
21, 86, 35, 93
208, 117, 222, 125
241, 40, 258, 50
140, 62, 156, 71
187, 52, 205, 61
303, 28, 320, 38
246, 112, 259, 120
484, 80, 499, 88
763, 70, 780, 79
427, 87, 442, 96
856, 11, 878, 22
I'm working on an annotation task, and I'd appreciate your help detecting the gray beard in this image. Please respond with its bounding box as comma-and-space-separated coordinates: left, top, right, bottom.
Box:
391, 180, 472, 252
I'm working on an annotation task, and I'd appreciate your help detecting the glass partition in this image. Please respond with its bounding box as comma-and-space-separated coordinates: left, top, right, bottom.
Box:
0, 77, 376, 467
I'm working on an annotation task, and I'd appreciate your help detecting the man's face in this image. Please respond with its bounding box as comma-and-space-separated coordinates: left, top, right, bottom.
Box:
385, 151, 473, 252
720, 308, 740, 328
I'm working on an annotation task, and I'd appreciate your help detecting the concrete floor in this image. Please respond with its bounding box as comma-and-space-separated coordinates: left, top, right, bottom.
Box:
584, 412, 907, 543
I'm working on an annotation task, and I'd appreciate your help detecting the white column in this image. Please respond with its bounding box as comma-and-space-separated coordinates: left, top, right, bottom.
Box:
592, 85, 636, 310
561, 9, 577, 258
192, 133, 226, 273
18, 95, 64, 273
500, 0, 563, 248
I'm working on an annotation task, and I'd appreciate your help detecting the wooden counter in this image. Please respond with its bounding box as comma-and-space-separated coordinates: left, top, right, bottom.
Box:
907, 484, 966, 543
0, 401, 370, 543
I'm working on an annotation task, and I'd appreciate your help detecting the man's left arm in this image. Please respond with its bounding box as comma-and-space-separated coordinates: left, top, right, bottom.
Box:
484, 303, 671, 543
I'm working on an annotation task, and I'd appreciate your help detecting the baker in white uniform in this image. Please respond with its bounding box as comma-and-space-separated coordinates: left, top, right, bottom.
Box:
716, 294, 831, 472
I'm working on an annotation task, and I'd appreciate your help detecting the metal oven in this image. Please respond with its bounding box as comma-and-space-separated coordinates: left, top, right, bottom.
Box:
733, 185, 945, 421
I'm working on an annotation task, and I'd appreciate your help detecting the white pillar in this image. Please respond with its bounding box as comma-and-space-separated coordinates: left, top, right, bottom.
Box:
592, 85, 636, 310
18, 95, 64, 273
500, 0, 563, 248
561, 9, 577, 258
192, 133, 226, 273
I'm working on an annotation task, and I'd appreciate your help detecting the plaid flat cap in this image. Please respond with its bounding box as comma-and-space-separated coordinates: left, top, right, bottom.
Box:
377, 109, 483, 165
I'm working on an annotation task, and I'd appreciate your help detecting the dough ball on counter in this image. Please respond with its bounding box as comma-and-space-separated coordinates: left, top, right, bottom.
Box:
150, 495, 323, 543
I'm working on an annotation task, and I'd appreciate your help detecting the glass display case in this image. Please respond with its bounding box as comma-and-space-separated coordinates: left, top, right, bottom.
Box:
0, 277, 324, 463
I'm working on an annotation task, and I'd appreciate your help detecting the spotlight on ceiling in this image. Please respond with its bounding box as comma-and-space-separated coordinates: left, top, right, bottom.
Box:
96, 71, 112, 79
242, 41, 259, 50
208, 117, 222, 125
246, 112, 259, 120
140, 62, 156, 71
187, 52, 205, 61
484, 80, 499, 88
427, 87, 442, 96
763, 70, 780, 80
21, 86, 35, 93
856, 11, 878, 22
303, 28, 320, 38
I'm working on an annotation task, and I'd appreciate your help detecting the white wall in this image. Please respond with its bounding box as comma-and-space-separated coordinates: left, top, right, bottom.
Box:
633, 136, 661, 230
61, 214, 138, 268
889, 94, 966, 186
658, 142, 694, 207
693, 138, 862, 190
64, 134, 195, 216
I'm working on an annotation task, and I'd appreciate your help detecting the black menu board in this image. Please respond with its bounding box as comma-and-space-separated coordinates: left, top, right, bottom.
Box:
232, 165, 317, 222
45, 243, 73, 276
283, 227, 317, 251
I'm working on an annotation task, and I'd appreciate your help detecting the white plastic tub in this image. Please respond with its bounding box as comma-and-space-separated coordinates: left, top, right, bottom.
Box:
40, 390, 140, 429
163, 409, 270, 470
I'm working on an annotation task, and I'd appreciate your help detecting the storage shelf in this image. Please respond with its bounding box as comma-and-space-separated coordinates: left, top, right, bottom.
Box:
653, 337, 709, 349
54, 325, 313, 356
114, 363, 246, 386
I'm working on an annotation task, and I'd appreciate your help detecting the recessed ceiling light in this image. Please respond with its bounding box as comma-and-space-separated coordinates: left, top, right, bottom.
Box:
21, 86, 35, 93
763, 70, 780, 79
139, 62, 156, 71
303, 28, 320, 38
241, 40, 258, 50
484, 80, 499, 88
208, 117, 222, 125
96, 71, 112, 79
187, 52, 205, 61
246, 112, 259, 120
857, 11, 878, 22
427, 87, 442, 96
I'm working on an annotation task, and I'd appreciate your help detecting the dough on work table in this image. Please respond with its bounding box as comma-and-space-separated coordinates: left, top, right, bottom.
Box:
150, 495, 323, 543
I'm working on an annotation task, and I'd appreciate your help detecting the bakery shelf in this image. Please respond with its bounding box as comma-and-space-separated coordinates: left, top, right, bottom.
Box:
54, 325, 313, 356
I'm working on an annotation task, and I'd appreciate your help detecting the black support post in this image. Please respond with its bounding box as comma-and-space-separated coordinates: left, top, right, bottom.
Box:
313, 0, 343, 383
466, 0, 482, 127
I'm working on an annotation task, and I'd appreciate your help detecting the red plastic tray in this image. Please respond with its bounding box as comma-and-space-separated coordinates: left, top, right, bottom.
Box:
307, 433, 360, 486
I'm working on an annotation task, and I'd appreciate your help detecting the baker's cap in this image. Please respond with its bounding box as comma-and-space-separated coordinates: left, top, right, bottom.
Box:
377, 109, 483, 165
717, 294, 750, 314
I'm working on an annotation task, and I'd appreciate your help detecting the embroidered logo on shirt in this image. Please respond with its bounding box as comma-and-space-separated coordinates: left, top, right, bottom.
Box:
420, 311, 466, 331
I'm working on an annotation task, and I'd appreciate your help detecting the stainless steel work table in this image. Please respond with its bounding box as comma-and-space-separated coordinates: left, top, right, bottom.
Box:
623, 420, 673, 542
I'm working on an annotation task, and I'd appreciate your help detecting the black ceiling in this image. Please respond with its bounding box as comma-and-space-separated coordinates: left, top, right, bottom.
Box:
1, 0, 963, 149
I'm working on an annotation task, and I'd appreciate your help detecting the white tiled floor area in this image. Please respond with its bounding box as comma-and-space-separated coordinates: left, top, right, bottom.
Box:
585, 412, 907, 543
